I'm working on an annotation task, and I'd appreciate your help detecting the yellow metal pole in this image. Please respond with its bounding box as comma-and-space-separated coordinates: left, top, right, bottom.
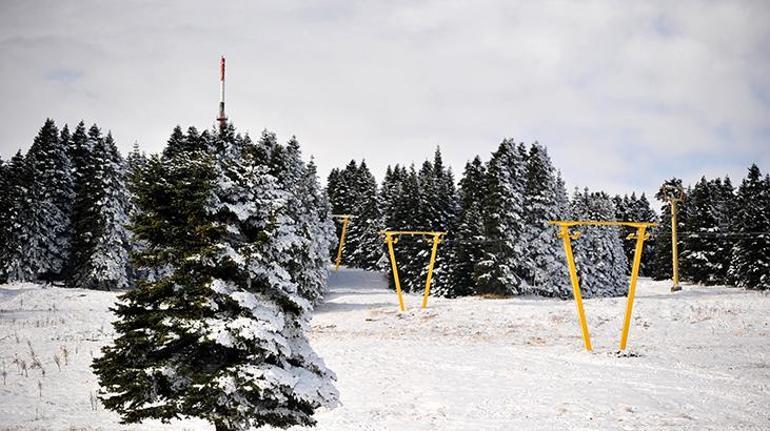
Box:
421, 234, 441, 309
334, 216, 350, 272
670, 199, 681, 292
619, 226, 647, 351
385, 234, 406, 312
559, 225, 592, 351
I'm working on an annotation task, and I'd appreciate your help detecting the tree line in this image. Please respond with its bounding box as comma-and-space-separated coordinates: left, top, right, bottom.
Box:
651, 169, 770, 290
329, 142, 629, 299
0, 118, 339, 430
327, 144, 770, 294
0, 119, 132, 288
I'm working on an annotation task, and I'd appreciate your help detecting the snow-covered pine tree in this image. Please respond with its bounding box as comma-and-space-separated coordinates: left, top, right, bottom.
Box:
346, 161, 384, 270
23, 119, 75, 281
612, 193, 657, 277
612, 194, 633, 275
714, 176, 736, 282
125, 141, 150, 283
0, 158, 17, 283
651, 178, 686, 281
398, 164, 425, 293
67, 121, 89, 202
727, 165, 770, 290
380, 164, 424, 292
325, 160, 383, 270
521, 144, 571, 298
268, 134, 335, 305
418, 148, 459, 297
570, 189, 628, 298
1, 151, 38, 281
632, 193, 657, 276
475, 140, 529, 296
0, 120, 73, 282
93, 124, 338, 430
445, 156, 487, 297
680, 177, 734, 285
0, 156, 7, 280
327, 161, 358, 216
326, 161, 357, 264
68, 122, 91, 276
126, 142, 149, 213
303, 157, 338, 284
69, 126, 131, 290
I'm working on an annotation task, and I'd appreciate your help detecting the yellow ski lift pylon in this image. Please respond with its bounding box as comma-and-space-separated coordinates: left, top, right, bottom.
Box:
548, 220, 656, 352
381, 231, 446, 311
661, 186, 685, 292
332, 214, 353, 271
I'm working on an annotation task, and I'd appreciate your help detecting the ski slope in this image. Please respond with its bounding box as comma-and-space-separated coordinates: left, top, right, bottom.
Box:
1, 268, 769, 430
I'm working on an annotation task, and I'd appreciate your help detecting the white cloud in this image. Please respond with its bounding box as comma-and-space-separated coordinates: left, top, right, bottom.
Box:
0, 0, 768, 200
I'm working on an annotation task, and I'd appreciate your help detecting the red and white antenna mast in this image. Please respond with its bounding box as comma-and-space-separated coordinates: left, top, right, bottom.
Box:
217, 56, 228, 130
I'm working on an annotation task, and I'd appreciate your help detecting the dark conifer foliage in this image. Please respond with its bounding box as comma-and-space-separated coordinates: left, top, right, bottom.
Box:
634, 193, 657, 276
326, 160, 383, 270
417, 149, 459, 296
69, 126, 131, 290
570, 189, 628, 297
0, 151, 36, 282
445, 157, 487, 297
680, 177, 735, 284
0, 156, 8, 281
377, 149, 458, 295
380, 164, 425, 293
93, 124, 338, 431
268, 134, 336, 304
346, 161, 384, 270
613, 192, 657, 276
520, 144, 571, 297
728, 165, 770, 290
475, 140, 528, 296
0, 120, 75, 282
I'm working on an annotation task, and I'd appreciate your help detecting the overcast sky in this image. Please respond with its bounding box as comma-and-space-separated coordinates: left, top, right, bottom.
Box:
1, 0, 768, 199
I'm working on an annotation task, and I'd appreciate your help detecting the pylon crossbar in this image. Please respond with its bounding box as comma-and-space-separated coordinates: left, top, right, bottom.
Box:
549, 220, 656, 352
547, 220, 654, 228
381, 231, 446, 311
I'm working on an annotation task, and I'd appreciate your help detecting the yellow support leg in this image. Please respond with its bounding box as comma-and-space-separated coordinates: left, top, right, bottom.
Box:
559, 225, 592, 352
421, 234, 441, 309
619, 226, 648, 351
670, 200, 681, 292
385, 234, 406, 312
334, 216, 350, 272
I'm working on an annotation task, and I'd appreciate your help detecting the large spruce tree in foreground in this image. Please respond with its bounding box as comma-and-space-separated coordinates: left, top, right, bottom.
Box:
93, 125, 337, 431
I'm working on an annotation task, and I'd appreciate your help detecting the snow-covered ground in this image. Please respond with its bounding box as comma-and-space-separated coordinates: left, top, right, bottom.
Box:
1, 268, 769, 430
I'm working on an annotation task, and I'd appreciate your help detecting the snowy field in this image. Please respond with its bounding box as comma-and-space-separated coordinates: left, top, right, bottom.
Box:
1, 268, 769, 430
